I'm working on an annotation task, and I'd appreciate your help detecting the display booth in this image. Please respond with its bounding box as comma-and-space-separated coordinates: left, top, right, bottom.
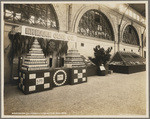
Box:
109, 51, 146, 74
7, 25, 89, 94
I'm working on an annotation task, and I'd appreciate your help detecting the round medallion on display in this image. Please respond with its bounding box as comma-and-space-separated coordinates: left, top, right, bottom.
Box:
53, 70, 67, 86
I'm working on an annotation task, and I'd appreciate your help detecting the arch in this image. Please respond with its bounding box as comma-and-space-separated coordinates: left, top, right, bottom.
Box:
121, 22, 141, 46
49, 4, 60, 30
71, 4, 117, 41
4, 4, 59, 30
121, 23, 140, 46
77, 9, 114, 41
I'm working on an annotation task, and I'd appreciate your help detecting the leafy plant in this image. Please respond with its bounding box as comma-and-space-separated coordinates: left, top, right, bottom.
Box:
8, 33, 34, 57
37, 39, 68, 57
89, 45, 112, 67
57, 41, 68, 57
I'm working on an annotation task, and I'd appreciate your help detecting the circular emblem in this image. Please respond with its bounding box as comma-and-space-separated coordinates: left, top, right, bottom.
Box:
53, 70, 67, 86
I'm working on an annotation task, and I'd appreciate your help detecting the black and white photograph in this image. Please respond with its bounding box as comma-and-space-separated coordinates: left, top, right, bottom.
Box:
1, 1, 149, 118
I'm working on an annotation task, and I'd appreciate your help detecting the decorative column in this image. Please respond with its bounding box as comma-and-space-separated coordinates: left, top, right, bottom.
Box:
141, 27, 146, 57
118, 5, 129, 51
68, 4, 72, 32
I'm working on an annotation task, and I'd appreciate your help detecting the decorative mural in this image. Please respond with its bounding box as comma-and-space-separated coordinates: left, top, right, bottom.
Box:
122, 25, 140, 46
4, 4, 59, 30
77, 9, 114, 41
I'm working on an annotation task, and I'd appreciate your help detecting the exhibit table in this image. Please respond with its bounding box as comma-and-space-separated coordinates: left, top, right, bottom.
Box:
18, 69, 53, 94
109, 64, 146, 74
86, 65, 97, 76
97, 65, 107, 76
52, 68, 70, 87
69, 67, 87, 85
18, 67, 88, 94
109, 51, 146, 74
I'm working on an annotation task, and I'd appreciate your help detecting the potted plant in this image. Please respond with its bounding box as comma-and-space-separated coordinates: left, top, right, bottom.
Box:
89, 45, 112, 76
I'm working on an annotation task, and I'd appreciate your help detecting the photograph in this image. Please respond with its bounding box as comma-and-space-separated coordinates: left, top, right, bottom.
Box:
1, 0, 149, 118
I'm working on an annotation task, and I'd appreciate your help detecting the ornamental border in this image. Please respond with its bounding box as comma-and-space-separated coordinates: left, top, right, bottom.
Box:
53, 70, 67, 86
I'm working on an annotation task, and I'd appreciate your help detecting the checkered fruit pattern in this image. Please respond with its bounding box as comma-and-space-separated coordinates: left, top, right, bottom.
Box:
18, 70, 53, 94
69, 67, 87, 85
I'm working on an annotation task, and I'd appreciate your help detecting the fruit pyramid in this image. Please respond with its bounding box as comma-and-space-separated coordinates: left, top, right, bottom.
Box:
64, 47, 86, 68
22, 39, 49, 71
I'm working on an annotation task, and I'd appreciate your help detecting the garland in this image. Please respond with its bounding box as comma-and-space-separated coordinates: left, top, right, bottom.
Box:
8, 33, 68, 58
8, 33, 34, 57
37, 38, 68, 57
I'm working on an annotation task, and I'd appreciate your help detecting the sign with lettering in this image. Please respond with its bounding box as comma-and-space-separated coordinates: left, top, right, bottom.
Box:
57, 74, 64, 81
36, 78, 44, 85
21, 26, 76, 42
78, 73, 83, 78
100, 66, 106, 71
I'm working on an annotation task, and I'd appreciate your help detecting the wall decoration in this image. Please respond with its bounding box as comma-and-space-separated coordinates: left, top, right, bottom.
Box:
123, 25, 139, 46
4, 4, 58, 30
77, 10, 114, 41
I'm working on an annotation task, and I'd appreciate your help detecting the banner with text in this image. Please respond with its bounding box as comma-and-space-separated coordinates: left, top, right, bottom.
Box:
21, 26, 76, 42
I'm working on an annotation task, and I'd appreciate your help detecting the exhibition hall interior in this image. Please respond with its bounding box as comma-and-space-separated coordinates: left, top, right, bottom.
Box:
3, 2, 147, 117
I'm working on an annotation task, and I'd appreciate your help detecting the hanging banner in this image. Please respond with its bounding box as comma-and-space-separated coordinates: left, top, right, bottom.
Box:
21, 26, 76, 42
